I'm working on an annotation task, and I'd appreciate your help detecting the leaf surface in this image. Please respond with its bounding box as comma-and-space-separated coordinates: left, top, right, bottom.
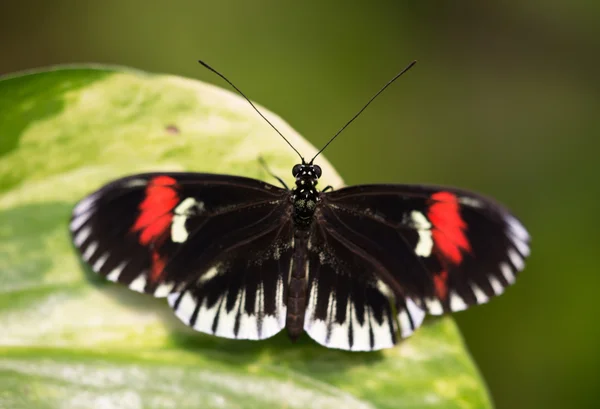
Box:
0, 66, 492, 409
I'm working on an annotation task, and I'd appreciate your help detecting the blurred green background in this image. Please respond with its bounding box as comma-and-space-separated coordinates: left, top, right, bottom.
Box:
1, 1, 597, 408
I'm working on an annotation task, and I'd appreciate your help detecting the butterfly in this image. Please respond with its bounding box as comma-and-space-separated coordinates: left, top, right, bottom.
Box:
69, 61, 530, 351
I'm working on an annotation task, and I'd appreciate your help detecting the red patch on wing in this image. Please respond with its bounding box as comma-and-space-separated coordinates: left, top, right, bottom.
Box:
150, 251, 168, 282
428, 191, 471, 265
433, 270, 449, 300
131, 176, 179, 246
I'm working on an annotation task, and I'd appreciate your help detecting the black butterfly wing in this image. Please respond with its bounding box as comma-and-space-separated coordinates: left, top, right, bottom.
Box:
304, 184, 529, 350
70, 172, 293, 340
303, 222, 402, 350
167, 215, 294, 340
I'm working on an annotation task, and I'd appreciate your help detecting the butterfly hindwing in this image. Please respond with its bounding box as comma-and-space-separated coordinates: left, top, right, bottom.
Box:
301, 198, 428, 350
302, 222, 404, 351
167, 216, 294, 340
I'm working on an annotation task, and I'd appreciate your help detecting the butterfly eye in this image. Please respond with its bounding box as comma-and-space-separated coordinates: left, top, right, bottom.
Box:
313, 165, 322, 178
292, 164, 303, 177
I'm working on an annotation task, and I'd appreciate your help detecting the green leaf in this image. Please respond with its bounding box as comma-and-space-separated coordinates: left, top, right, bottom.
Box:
0, 66, 492, 409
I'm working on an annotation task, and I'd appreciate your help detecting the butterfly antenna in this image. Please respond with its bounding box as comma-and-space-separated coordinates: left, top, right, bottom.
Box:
198, 60, 304, 162
310, 60, 417, 164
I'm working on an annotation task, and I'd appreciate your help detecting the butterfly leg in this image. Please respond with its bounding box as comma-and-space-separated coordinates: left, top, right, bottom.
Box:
258, 156, 289, 189
321, 186, 334, 193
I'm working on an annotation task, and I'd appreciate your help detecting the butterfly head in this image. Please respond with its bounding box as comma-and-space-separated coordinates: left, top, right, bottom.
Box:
292, 163, 322, 181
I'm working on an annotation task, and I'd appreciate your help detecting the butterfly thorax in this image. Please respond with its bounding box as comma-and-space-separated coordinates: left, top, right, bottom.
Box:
291, 163, 322, 229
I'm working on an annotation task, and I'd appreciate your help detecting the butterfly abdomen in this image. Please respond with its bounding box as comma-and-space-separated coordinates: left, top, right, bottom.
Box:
286, 230, 310, 341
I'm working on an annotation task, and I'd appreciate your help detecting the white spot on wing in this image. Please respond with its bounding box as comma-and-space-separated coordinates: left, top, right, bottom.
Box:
92, 253, 109, 272
106, 261, 126, 282
506, 215, 530, 241
411, 211, 433, 257
171, 217, 189, 243
323, 292, 347, 349
425, 297, 444, 315
376, 280, 394, 299
406, 298, 426, 327
508, 248, 525, 271
306, 319, 328, 346
128, 274, 147, 293
304, 280, 318, 326
305, 285, 397, 351
275, 276, 286, 328
398, 309, 414, 338
349, 302, 370, 351
237, 286, 284, 340
237, 291, 260, 340
459, 196, 483, 208
327, 321, 350, 350
192, 298, 220, 334
509, 234, 530, 257
82, 241, 98, 261
238, 279, 286, 339
177, 197, 201, 213
70, 212, 92, 232
198, 266, 220, 284
489, 275, 505, 295
252, 283, 284, 339
73, 227, 91, 247
213, 291, 241, 338
470, 283, 489, 304
168, 278, 285, 340
369, 309, 396, 350
398, 299, 426, 338
171, 197, 203, 243
261, 315, 282, 339
411, 210, 431, 229
154, 282, 174, 297
500, 262, 516, 284
449, 291, 468, 311
73, 195, 97, 216
169, 292, 197, 325
122, 179, 148, 188
254, 283, 264, 318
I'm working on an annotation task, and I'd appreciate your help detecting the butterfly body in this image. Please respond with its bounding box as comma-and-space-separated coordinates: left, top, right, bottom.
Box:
287, 163, 322, 340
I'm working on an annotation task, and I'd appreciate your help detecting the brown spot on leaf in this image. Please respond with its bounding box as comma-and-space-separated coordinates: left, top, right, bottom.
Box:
165, 124, 180, 135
